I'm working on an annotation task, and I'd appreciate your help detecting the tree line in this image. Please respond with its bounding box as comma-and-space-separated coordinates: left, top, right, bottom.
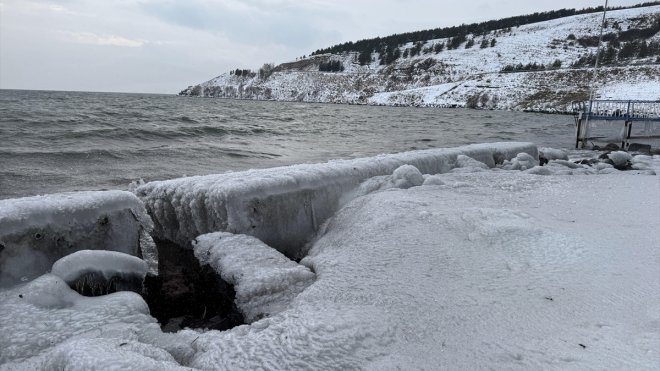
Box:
310, 2, 659, 61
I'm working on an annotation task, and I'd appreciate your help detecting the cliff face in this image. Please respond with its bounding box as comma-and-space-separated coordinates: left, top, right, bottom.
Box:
180, 6, 660, 112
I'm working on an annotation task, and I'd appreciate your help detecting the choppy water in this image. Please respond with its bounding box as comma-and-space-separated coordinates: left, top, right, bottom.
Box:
0, 89, 577, 199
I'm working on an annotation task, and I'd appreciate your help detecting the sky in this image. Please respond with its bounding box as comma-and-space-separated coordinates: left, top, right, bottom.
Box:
0, 0, 648, 94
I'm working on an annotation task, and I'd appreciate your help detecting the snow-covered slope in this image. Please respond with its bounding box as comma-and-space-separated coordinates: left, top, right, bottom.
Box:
181, 6, 660, 111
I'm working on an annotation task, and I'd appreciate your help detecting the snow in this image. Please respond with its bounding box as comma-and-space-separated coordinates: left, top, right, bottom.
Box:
539, 147, 569, 161
501, 152, 538, 170
193, 232, 316, 323
1, 144, 659, 370
608, 150, 633, 167
135, 142, 537, 258
186, 156, 660, 370
51, 250, 148, 286
185, 6, 660, 111
0, 191, 155, 287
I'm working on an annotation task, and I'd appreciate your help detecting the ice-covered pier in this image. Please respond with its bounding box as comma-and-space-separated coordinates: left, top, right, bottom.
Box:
573, 100, 660, 149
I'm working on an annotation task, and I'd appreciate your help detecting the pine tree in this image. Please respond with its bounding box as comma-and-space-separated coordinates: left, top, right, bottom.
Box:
490, 38, 497, 47
358, 50, 372, 65
638, 40, 649, 58
480, 38, 489, 48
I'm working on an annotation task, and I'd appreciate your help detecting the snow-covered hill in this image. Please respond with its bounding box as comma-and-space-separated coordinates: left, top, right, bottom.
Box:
180, 6, 660, 111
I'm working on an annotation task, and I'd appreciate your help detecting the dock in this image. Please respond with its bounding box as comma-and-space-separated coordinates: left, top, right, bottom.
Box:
572, 100, 660, 149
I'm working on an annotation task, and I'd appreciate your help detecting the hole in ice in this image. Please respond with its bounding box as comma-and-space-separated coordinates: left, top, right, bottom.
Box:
142, 238, 244, 332
34, 233, 43, 240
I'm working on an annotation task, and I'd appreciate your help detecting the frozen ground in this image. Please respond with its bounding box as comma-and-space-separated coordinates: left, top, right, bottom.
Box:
0, 144, 659, 370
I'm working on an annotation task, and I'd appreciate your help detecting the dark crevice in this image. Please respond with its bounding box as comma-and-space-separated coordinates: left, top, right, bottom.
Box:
68, 271, 144, 297
142, 238, 244, 332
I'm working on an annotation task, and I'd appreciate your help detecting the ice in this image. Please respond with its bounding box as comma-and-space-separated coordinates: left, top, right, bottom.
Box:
186, 169, 659, 370
2, 145, 657, 370
51, 250, 148, 296
608, 151, 633, 167
0, 191, 156, 287
390, 164, 425, 188
422, 175, 445, 185
0, 274, 157, 364
500, 152, 538, 170
351, 164, 425, 198
193, 232, 316, 323
136, 142, 537, 258
539, 147, 569, 161
454, 154, 490, 169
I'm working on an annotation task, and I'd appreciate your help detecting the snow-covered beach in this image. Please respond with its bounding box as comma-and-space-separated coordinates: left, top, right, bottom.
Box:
1, 142, 658, 370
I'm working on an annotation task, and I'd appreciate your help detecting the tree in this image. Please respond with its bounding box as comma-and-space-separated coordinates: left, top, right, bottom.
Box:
551, 59, 562, 68
638, 40, 649, 58
480, 38, 489, 48
490, 38, 497, 47
618, 42, 635, 60
358, 50, 372, 65
258, 63, 275, 80
603, 45, 617, 64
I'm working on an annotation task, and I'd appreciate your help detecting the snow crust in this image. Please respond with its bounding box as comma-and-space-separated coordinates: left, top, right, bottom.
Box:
51, 250, 148, 285
1, 145, 658, 370
193, 232, 316, 323
136, 142, 537, 258
0, 191, 155, 287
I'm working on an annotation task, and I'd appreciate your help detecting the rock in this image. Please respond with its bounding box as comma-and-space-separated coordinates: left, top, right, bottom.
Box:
628, 143, 651, 154
604, 143, 620, 151
607, 151, 633, 170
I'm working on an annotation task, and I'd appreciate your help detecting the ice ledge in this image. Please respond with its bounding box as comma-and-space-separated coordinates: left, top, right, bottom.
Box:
0, 191, 154, 287
193, 232, 315, 323
136, 142, 537, 258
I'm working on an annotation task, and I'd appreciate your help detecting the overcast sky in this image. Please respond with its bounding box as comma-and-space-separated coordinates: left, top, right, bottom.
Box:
0, 0, 645, 93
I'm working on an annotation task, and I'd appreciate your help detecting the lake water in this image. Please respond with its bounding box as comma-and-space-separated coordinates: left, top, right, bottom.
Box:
0, 89, 577, 199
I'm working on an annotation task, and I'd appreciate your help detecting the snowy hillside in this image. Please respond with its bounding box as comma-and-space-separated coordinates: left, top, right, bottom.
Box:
180, 5, 660, 111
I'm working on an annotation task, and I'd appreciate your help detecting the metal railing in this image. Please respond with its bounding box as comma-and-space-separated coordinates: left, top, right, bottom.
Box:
572, 100, 660, 122
572, 100, 660, 148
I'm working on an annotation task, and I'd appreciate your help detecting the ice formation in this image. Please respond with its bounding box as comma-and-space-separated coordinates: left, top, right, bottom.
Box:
1, 144, 658, 370
500, 152, 538, 170
193, 232, 316, 323
136, 142, 537, 258
0, 191, 156, 287
350, 164, 425, 198
538, 147, 569, 161
607, 150, 633, 168
51, 250, 148, 296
